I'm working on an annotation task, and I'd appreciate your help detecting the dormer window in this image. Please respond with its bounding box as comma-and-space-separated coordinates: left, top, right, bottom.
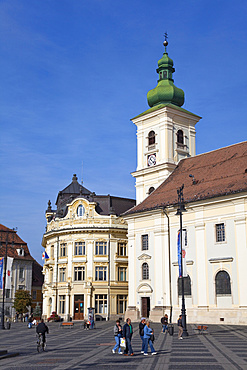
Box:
77, 205, 85, 217
148, 187, 155, 195
148, 131, 155, 146
17, 247, 24, 257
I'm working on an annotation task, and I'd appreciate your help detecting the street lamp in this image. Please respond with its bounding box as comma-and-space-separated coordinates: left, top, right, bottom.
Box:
1, 227, 17, 330
176, 184, 188, 337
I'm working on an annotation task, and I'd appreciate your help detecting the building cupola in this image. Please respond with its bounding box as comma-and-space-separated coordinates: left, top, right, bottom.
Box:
147, 37, 184, 108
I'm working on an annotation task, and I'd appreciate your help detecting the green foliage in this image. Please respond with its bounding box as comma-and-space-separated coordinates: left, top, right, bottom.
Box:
33, 304, 42, 317
13, 289, 32, 314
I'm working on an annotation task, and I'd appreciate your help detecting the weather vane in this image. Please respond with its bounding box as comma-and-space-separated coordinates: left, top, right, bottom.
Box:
163, 32, 168, 52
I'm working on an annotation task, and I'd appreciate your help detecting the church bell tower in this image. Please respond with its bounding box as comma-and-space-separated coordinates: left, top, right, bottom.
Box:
131, 38, 201, 204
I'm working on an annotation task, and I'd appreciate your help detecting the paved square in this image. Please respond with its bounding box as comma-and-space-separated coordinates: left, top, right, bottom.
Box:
0, 321, 247, 369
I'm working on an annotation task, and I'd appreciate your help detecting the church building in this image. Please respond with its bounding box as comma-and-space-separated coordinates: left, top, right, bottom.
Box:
123, 40, 247, 325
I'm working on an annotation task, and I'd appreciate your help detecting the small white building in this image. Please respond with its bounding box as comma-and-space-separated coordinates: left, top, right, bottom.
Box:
123, 41, 247, 325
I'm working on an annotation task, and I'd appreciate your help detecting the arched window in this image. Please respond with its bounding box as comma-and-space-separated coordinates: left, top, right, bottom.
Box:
178, 275, 191, 296
177, 130, 184, 145
77, 205, 85, 217
148, 187, 155, 195
142, 263, 149, 280
215, 271, 231, 295
148, 131, 155, 146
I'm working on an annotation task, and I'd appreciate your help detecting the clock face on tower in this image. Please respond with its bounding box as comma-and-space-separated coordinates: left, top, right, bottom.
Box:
147, 153, 156, 167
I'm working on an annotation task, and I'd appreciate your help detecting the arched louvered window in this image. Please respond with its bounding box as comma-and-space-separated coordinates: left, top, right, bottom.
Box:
216, 271, 231, 295
148, 187, 155, 195
178, 275, 191, 296
77, 205, 85, 217
148, 131, 155, 146
142, 263, 149, 280
177, 130, 184, 145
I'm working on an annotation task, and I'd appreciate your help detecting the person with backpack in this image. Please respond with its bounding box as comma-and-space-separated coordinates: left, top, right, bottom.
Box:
161, 314, 168, 333
112, 320, 123, 354
139, 317, 146, 353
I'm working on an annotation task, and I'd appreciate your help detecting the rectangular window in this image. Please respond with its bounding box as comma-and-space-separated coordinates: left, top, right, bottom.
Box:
216, 223, 225, 242
95, 266, 107, 281
118, 243, 127, 256
118, 267, 127, 281
95, 241, 107, 255
75, 242, 85, 256
32, 290, 37, 300
59, 267, 66, 282
19, 267, 24, 279
18, 285, 25, 290
74, 266, 85, 281
95, 294, 107, 314
50, 245, 54, 258
142, 235, 148, 250
60, 243, 67, 257
5, 289, 10, 298
59, 295, 66, 314
117, 295, 127, 314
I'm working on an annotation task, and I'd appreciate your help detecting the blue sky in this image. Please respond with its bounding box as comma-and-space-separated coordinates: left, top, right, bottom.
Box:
0, 0, 247, 264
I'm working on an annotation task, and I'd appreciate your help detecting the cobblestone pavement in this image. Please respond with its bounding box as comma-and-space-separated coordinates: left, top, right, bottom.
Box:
1, 321, 247, 369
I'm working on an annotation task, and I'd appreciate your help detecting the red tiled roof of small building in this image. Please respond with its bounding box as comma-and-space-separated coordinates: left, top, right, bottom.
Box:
0, 224, 34, 261
124, 141, 247, 215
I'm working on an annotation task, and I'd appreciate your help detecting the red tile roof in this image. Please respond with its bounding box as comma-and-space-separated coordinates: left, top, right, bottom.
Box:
124, 141, 247, 215
0, 224, 34, 261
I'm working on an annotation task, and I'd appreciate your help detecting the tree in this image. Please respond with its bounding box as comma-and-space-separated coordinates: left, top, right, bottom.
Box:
13, 290, 32, 314
33, 304, 42, 318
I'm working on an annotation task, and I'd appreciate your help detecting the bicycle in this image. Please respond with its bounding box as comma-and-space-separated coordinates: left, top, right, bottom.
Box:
37, 333, 46, 352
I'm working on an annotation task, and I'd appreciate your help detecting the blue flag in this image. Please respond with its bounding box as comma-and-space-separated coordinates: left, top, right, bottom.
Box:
177, 231, 182, 277
0, 257, 4, 289
42, 251, 49, 260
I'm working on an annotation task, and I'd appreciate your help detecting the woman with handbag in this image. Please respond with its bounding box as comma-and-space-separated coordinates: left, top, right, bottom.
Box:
112, 320, 123, 354
143, 320, 157, 356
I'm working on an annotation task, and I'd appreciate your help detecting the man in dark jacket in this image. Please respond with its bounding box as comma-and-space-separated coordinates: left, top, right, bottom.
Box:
122, 318, 134, 356
139, 317, 146, 353
36, 319, 49, 346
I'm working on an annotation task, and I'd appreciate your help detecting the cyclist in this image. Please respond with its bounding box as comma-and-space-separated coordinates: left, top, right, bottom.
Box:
36, 319, 49, 347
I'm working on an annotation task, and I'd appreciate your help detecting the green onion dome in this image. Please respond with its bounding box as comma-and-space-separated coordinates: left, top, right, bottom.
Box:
147, 41, 184, 108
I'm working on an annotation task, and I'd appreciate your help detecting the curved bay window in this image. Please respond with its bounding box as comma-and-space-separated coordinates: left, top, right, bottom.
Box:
216, 271, 231, 295
142, 263, 149, 280
177, 130, 184, 146
148, 131, 155, 146
178, 275, 191, 296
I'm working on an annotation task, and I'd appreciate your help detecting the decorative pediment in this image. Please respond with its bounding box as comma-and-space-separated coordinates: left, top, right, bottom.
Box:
137, 283, 153, 293
138, 253, 152, 261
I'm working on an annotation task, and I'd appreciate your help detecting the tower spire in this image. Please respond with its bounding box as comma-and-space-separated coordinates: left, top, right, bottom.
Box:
147, 37, 184, 108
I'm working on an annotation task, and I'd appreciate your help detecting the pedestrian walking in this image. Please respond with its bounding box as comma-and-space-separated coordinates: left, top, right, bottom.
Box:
161, 314, 168, 333
122, 318, 134, 356
112, 320, 123, 354
143, 320, 157, 356
177, 314, 183, 339
139, 317, 146, 353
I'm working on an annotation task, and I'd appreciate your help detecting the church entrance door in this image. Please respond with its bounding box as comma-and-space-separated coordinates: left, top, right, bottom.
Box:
74, 295, 84, 320
141, 297, 150, 318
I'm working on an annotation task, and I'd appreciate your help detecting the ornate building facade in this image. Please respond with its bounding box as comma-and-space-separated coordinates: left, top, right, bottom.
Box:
42, 175, 135, 321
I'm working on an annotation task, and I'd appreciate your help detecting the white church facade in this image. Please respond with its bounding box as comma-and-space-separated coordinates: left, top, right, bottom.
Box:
123, 40, 247, 325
